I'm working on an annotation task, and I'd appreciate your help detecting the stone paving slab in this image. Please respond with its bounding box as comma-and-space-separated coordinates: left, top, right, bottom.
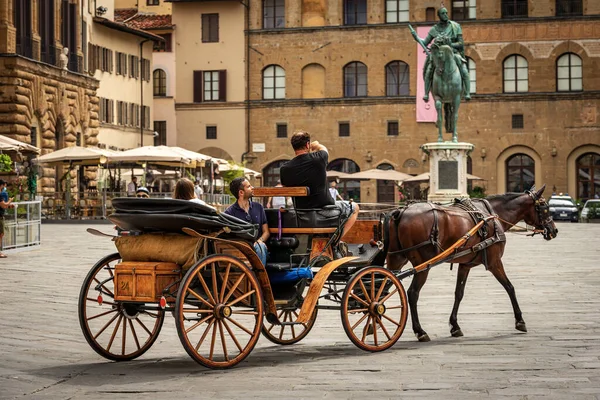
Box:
0, 223, 599, 399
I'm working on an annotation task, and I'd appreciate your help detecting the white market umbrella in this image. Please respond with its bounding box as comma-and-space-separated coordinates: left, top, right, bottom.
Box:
403, 172, 484, 182
0, 135, 40, 154
108, 146, 193, 166
35, 146, 119, 166
348, 168, 413, 182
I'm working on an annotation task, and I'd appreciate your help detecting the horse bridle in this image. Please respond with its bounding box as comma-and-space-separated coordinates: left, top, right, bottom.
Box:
526, 188, 554, 239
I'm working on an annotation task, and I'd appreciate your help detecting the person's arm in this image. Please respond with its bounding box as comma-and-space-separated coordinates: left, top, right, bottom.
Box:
257, 223, 270, 244
266, 196, 272, 208
336, 193, 344, 201
310, 141, 328, 154
0, 197, 13, 209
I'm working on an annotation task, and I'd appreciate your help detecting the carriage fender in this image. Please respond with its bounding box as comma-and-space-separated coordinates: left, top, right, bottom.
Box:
296, 256, 359, 324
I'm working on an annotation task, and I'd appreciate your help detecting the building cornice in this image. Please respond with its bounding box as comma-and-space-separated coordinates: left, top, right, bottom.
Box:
176, 101, 246, 110
93, 17, 165, 42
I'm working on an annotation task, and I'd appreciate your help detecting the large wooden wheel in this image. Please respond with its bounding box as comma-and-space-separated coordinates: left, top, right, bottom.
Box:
262, 306, 318, 345
341, 267, 408, 352
175, 255, 264, 369
78, 253, 165, 361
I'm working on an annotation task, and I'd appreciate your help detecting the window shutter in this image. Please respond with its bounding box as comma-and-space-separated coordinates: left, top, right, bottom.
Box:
214, 15, 219, 42
109, 50, 113, 73
202, 15, 208, 42
219, 70, 227, 101
193, 71, 203, 103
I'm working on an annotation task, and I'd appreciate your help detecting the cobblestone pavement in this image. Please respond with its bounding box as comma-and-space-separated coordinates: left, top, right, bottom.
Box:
0, 222, 599, 399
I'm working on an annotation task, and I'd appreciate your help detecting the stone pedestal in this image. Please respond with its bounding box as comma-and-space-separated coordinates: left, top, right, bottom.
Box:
421, 142, 474, 203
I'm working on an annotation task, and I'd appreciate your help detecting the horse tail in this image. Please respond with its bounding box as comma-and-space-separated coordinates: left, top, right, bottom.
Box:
444, 103, 454, 133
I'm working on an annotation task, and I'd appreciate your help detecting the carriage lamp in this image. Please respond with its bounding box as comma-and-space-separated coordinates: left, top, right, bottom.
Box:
551, 146, 557, 157
481, 148, 487, 159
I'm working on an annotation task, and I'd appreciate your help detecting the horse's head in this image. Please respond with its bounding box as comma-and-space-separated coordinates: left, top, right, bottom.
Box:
524, 184, 558, 241
430, 36, 454, 72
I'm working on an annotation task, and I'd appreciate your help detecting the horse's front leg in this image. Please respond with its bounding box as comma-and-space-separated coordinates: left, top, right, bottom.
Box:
407, 269, 431, 342
488, 259, 527, 332
452, 96, 460, 143
435, 99, 443, 142
449, 264, 471, 337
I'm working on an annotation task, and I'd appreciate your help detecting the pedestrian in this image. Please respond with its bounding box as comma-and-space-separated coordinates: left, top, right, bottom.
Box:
0, 179, 15, 258
266, 180, 291, 208
127, 176, 138, 197
194, 180, 204, 199
328, 180, 343, 201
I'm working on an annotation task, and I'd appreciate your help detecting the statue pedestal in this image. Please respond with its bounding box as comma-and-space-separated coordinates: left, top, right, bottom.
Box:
421, 142, 474, 203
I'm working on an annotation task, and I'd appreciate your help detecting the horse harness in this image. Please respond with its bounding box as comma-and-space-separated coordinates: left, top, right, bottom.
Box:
388, 199, 506, 270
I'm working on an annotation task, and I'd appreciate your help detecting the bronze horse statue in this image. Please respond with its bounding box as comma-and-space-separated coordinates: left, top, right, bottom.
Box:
430, 35, 463, 143
387, 185, 558, 342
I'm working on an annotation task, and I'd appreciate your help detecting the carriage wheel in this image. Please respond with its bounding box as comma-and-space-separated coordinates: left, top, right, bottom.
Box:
261, 306, 318, 345
175, 255, 264, 369
341, 267, 408, 352
78, 253, 165, 361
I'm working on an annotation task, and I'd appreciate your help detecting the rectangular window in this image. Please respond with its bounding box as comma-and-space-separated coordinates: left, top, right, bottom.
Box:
147, 0, 159, 5
202, 14, 219, 43
452, 0, 476, 20
154, 121, 167, 146
153, 33, 172, 52
339, 122, 350, 137
276, 123, 288, 138
206, 126, 217, 140
385, 0, 409, 23
344, 0, 367, 25
501, 0, 527, 18
512, 114, 524, 129
193, 70, 227, 102
263, 0, 285, 29
556, 0, 582, 16
117, 101, 123, 125
143, 106, 150, 129
141, 58, 150, 81
387, 121, 399, 136
30, 127, 37, 147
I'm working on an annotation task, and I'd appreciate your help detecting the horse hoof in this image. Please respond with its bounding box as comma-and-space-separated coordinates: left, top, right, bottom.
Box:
516, 322, 527, 332
417, 333, 431, 342
451, 328, 463, 337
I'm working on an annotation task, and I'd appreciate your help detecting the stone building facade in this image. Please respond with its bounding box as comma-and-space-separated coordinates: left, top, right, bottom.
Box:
0, 0, 99, 192
245, 0, 600, 202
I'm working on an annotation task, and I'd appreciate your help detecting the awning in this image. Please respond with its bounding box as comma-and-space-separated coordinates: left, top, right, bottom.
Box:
326, 170, 352, 179
0, 135, 40, 154
35, 146, 119, 166
347, 168, 413, 181
107, 145, 193, 166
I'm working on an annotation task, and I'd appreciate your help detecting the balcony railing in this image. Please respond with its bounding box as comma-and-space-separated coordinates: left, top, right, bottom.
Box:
501, 0, 528, 18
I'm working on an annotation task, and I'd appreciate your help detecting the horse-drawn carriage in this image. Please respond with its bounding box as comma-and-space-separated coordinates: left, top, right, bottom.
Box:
78, 186, 557, 369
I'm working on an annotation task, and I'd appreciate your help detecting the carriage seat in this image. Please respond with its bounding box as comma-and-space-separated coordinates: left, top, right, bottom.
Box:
264, 205, 342, 230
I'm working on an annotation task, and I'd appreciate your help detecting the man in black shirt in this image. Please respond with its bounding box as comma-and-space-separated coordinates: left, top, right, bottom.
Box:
280, 131, 359, 240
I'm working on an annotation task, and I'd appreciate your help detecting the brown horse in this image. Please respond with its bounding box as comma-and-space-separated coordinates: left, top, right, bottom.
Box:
387, 185, 558, 342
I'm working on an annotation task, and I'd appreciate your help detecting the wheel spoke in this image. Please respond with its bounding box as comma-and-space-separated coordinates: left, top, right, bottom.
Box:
182, 309, 213, 313
227, 289, 256, 307
106, 315, 123, 352
218, 321, 229, 361
211, 262, 220, 307
135, 316, 153, 336
86, 297, 115, 306
376, 316, 392, 341
370, 272, 375, 303
267, 310, 285, 333
195, 319, 215, 351
380, 288, 399, 304
347, 308, 369, 314
222, 319, 243, 353
381, 313, 401, 327
93, 277, 114, 298
351, 312, 369, 330
374, 277, 388, 302
209, 321, 218, 360
361, 316, 372, 342
93, 311, 121, 339
358, 279, 371, 303
289, 313, 297, 339
122, 314, 127, 355
279, 311, 287, 340
185, 314, 214, 334
128, 319, 141, 351
86, 308, 117, 321
384, 305, 404, 310
372, 316, 378, 347
219, 263, 231, 303
227, 317, 254, 336
231, 310, 259, 315
350, 292, 370, 307
186, 287, 214, 309
222, 274, 245, 304
196, 270, 216, 305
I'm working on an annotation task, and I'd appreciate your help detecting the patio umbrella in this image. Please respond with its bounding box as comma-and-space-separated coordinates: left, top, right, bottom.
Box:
218, 163, 261, 177
169, 146, 212, 167
0, 135, 40, 154
348, 168, 413, 181
35, 146, 119, 166
108, 146, 193, 166
403, 172, 484, 182
326, 170, 352, 179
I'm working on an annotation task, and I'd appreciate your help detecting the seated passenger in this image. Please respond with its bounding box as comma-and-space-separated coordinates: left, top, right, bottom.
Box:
173, 178, 207, 205
279, 131, 359, 253
135, 187, 150, 198
224, 177, 270, 266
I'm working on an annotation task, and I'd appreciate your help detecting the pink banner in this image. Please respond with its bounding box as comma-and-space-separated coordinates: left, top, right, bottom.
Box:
416, 26, 436, 123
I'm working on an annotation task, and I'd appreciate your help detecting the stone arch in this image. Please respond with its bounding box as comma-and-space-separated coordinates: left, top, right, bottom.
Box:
262, 159, 290, 187
495, 43, 535, 65
464, 46, 482, 63
302, 0, 326, 27
566, 144, 600, 199
301, 63, 326, 99
549, 41, 589, 61
199, 147, 233, 161
496, 145, 542, 193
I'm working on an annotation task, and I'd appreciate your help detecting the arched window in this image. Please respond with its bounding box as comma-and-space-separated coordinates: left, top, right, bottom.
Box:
503, 55, 528, 93
263, 0, 285, 28
386, 61, 409, 96
557, 53, 582, 92
263, 65, 285, 99
377, 163, 395, 203
153, 69, 167, 96
262, 159, 289, 187
327, 158, 361, 202
467, 57, 477, 94
506, 153, 535, 192
344, 62, 367, 97
576, 152, 600, 201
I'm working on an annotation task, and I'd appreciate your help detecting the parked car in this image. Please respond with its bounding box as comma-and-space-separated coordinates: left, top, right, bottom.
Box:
580, 199, 600, 223
548, 196, 579, 222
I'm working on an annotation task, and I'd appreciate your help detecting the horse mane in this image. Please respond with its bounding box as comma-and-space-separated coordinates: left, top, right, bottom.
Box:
485, 192, 524, 202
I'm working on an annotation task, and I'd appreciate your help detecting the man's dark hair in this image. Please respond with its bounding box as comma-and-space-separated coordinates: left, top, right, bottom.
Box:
290, 131, 311, 151
0, 179, 5, 186
229, 177, 247, 199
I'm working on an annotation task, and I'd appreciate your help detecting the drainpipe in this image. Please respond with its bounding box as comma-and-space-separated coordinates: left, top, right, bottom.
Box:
241, 0, 251, 164
139, 39, 150, 147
